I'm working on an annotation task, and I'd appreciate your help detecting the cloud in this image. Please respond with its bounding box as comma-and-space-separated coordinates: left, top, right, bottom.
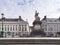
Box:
57, 8, 60, 12
0, 0, 60, 25
17, 0, 34, 6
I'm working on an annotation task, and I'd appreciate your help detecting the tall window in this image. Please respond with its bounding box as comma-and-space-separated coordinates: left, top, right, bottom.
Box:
50, 27, 53, 32
12, 32, 14, 37
22, 25, 24, 32
10, 26, 12, 31
8, 25, 9, 31
48, 25, 53, 32
25, 25, 27, 31
19, 25, 21, 31
16, 32, 18, 36
16, 25, 17, 31
13, 25, 14, 31
5, 32, 6, 37
5, 25, 6, 31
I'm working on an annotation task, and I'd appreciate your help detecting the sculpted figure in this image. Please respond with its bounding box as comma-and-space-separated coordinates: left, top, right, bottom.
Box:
31, 10, 45, 37
35, 10, 40, 21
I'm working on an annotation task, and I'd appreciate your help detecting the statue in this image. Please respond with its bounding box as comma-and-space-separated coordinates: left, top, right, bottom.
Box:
35, 11, 40, 21
31, 10, 45, 37
33, 10, 42, 29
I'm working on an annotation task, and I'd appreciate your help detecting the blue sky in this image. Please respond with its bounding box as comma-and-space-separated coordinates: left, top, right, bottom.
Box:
0, 0, 60, 26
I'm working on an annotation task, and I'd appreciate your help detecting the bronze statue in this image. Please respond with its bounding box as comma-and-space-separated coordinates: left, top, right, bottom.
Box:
35, 10, 40, 21
31, 10, 45, 37
33, 10, 42, 27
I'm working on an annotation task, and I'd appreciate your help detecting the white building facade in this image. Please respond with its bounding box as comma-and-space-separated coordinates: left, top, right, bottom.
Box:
0, 16, 30, 38
42, 16, 60, 37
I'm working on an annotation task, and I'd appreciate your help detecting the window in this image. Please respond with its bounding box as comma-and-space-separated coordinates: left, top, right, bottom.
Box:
55, 20, 57, 22
13, 25, 14, 31
7, 32, 11, 35
18, 32, 21, 37
5, 25, 6, 31
54, 25, 57, 32
10, 26, 12, 31
12, 32, 14, 37
19, 25, 21, 31
50, 27, 53, 31
25, 25, 27, 31
5, 32, 6, 37
16, 32, 18, 35
48, 26, 53, 32
44, 28, 47, 31
15, 25, 17, 31
22, 25, 24, 32
8, 25, 9, 31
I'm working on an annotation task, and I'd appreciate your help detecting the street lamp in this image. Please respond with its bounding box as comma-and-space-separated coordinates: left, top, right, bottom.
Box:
1, 13, 4, 37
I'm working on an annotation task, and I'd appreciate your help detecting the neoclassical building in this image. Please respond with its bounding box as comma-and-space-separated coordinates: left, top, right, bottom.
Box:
42, 16, 60, 37
0, 16, 30, 38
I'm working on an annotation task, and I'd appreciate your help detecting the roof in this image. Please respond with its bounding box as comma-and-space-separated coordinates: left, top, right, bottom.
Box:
46, 18, 58, 22
42, 18, 60, 22
0, 18, 24, 21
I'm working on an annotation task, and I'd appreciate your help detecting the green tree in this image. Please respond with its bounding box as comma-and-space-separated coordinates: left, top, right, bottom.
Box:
57, 32, 60, 35
0, 31, 4, 37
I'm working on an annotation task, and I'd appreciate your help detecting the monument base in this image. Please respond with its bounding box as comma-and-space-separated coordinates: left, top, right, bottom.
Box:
31, 30, 45, 37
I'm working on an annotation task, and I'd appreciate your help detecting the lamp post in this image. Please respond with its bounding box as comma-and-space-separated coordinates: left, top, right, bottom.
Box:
1, 13, 4, 37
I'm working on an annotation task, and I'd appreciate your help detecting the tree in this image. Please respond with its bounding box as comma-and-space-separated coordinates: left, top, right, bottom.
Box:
57, 32, 60, 35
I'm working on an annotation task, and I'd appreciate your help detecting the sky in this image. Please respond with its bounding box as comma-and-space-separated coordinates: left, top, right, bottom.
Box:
0, 0, 60, 26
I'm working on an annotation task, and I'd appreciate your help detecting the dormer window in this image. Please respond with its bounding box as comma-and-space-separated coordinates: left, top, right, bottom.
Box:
49, 20, 52, 22
55, 20, 57, 22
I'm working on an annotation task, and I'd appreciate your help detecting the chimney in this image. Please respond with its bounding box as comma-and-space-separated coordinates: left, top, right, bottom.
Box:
2, 17, 5, 19
43, 16, 46, 20
19, 16, 21, 19
1, 17, 6, 21
59, 17, 60, 19
3, 17, 5, 19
